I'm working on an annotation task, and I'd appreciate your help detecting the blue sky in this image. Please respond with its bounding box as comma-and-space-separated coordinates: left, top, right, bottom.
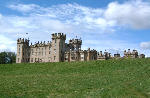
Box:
0, 0, 150, 56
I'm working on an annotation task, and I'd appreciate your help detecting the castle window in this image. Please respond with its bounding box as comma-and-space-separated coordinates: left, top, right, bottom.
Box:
92, 56, 94, 60
62, 43, 63, 48
49, 51, 51, 54
31, 49, 34, 55
71, 57, 75, 60
54, 49, 56, 53
55, 39, 56, 43
54, 56, 56, 60
54, 49, 56, 54
36, 58, 37, 62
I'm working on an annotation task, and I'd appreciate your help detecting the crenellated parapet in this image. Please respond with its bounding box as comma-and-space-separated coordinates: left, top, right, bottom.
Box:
17, 38, 29, 44
97, 50, 111, 60
68, 38, 82, 51
132, 49, 138, 54
79, 50, 87, 53
52, 33, 66, 40
30, 41, 52, 48
124, 49, 138, 58
17, 32, 147, 64
87, 48, 97, 53
69, 38, 82, 45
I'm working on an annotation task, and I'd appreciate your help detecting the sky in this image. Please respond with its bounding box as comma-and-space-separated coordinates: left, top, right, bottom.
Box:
0, 0, 150, 56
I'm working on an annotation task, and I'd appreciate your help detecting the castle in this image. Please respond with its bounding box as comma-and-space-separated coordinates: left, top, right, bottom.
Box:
16, 33, 145, 63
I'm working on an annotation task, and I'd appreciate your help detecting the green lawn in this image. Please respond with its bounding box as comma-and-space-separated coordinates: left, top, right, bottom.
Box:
0, 59, 150, 98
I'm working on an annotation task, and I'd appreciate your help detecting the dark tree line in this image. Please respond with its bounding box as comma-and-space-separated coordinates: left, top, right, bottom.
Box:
0, 52, 16, 64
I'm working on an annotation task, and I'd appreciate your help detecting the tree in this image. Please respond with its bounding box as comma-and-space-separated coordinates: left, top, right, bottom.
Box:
0, 52, 16, 64
0, 52, 7, 64
7, 52, 16, 63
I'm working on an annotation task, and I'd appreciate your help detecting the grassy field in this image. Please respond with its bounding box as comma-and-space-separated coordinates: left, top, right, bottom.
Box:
0, 59, 150, 98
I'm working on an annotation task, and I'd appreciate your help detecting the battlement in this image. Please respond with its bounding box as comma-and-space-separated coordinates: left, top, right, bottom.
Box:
30, 41, 51, 47
97, 50, 111, 60
124, 49, 139, 58
66, 49, 96, 53
69, 39, 82, 45
114, 53, 120, 58
16, 32, 146, 64
52, 33, 66, 40
124, 49, 138, 55
132, 49, 138, 53
87, 48, 97, 53
17, 38, 29, 44
79, 50, 87, 53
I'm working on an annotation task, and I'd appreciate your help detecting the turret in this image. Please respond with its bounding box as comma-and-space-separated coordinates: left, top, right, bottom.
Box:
17, 38, 29, 45
99, 51, 103, 56
69, 38, 82, 51
51, 33, 66, 62
124, 49, 139, 58
16, 38, 30, 63
127, 49, 131, 54
52, 33, 66, 40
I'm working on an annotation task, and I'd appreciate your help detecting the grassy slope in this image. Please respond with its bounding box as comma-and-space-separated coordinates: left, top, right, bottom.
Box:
0, 59, 150, 98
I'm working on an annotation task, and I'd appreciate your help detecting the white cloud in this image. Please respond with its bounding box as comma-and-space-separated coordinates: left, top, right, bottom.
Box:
140, 42, 150, 49
8, 4, 40, 12
7, 0, 150, 32
0, 0, 150, 53
104, 0, 150, 29
0, 35, 16, 52
7, 3, 114, 33
82, 39, 138, 50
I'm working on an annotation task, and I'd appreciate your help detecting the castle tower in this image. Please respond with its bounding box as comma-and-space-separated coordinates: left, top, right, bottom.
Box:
16, 38, 30, 63
51, 33, 66, 62
69, 38, 82, 51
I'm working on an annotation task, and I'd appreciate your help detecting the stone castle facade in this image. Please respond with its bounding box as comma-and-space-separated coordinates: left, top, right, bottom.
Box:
16, 33, 98, 63
16, 33, 145, 63
124, 49, 145, 58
